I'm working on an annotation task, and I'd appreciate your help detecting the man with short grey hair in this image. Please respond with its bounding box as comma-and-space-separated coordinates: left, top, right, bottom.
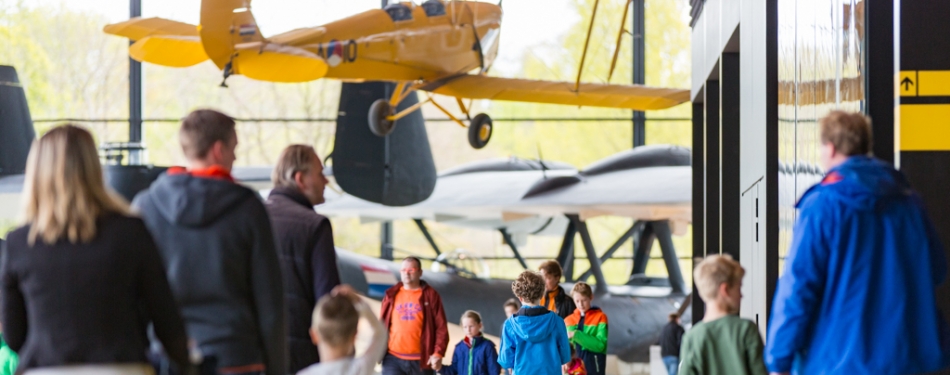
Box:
265, 144, 340, 373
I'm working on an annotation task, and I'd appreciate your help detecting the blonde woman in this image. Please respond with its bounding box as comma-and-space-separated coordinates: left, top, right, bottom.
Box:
0, 125, 191, 375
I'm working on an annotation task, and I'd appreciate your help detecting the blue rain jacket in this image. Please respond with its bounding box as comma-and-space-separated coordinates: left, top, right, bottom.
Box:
765, 156, 949, 374
498, 306, 571, 375
440, 335, 502, 375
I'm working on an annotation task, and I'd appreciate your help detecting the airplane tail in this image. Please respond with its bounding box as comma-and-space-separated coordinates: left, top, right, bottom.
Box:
199, 0, 328, 83
104, 0, 327, 83
198, 0, 264, 69
0, 66, 36, 176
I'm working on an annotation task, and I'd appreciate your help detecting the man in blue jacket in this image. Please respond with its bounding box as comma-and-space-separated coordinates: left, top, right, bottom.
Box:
765, 111, 949, 375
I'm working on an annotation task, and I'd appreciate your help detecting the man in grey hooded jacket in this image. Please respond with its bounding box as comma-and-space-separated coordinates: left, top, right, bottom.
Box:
134, 109, 286, 375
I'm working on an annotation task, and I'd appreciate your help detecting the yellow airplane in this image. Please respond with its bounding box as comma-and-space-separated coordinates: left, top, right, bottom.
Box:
104, 0, 689, 149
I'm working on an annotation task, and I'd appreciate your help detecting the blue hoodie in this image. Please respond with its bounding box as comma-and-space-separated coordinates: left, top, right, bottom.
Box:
440, 335, 502, 375
498, 306, 571, 375
765, 156, 949, 374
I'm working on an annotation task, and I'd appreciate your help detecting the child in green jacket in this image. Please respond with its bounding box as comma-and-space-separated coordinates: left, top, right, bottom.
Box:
564, 282, 607, 375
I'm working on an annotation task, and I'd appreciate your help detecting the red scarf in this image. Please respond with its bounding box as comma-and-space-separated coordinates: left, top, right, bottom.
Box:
821, 171, 843, 185
168, 165, 235, 182
464, 334, 483, 348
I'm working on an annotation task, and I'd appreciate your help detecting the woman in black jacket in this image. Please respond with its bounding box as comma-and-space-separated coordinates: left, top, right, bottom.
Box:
0, 125, 191, 374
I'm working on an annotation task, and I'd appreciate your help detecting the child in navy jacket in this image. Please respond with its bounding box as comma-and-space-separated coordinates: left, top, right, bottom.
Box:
439, 311, 501, 375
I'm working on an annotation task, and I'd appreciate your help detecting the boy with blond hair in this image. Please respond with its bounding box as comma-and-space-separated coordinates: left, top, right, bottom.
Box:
297, 285, 387, 375
564, 282, 607, 375
498, 271, 570, 375
678, 255, 766, 375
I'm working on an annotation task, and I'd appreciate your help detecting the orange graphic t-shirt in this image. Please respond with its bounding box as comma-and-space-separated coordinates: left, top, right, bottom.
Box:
542, 289, 559, 313
388, 288, 424, 360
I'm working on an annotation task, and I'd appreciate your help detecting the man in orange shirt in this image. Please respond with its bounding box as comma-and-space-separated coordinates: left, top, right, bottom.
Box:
380, 257, 449, 375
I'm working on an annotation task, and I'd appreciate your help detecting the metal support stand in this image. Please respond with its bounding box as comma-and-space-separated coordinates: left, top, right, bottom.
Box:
499, 229, 529, 270
381, 222, 394, 260
632, 222, 655, 275
653, 221, 686, 294
413, 219, 441, 256
568, 215, 608, 296
555, 220, 577, 281
578, 222, 642, 282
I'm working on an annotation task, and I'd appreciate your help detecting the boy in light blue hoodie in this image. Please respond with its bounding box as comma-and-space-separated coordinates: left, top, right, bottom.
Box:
498, 271, 571, 375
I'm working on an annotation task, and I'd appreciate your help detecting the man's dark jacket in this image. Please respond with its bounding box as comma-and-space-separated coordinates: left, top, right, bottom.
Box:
380, 281, 449, 371
541, 285, 576, 319
659, 321, 684, 357
133, 172, 287, 375
265, 187, 341, 373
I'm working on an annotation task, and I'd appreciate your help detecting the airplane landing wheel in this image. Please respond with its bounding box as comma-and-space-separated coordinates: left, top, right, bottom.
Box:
368, 99, 395, 137
468, 113, 492, 149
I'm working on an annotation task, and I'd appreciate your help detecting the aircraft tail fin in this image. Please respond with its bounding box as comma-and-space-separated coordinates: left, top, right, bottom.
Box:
199, 0, 265, 69
199, 0, 328, 83
0, 66, 36, 176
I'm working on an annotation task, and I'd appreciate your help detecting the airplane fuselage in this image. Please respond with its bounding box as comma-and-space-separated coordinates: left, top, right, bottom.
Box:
268, 1, 502, 82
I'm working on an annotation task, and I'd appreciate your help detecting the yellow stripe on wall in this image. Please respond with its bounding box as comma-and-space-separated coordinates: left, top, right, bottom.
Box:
900, 104, 950, 151
917, 71, 950, 96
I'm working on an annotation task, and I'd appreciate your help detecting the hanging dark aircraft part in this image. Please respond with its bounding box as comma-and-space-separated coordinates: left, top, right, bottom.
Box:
104, 165, 168, 202
0, 66, 36, 176
333, 81, 436, 206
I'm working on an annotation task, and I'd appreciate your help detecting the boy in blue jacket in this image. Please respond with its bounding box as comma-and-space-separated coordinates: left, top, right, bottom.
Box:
439, 311, 501, 375
498, 271, 571, 375
766, 111, 950, 374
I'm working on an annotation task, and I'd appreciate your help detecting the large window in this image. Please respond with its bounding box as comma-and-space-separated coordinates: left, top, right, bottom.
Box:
777, 0, 865, 268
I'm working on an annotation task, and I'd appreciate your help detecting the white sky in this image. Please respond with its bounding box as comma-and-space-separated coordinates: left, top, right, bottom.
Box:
38, 0, 579, 74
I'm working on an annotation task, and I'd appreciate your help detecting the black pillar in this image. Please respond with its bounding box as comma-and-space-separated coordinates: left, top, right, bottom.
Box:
765, 0, 780, 324
705, 80, 721, 257
720, 53, 741, 260
632, 0, 646, 147
865, 0, 895, 164
898, 0, 950, 322
129, 0, 142, 158
691, 101, 705, 322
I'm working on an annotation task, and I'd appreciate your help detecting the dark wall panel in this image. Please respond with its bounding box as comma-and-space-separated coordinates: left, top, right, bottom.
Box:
721, 53, 741, 260
705, 80, 721, 258
692, 101, 706, 323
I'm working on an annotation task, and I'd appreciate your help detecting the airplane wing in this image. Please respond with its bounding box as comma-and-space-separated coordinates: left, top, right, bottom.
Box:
103, 17, 198, 41
424, 75, 690, 111
267, 27, 327, 46
319, 146, 692, 235
511, 165, 692, 223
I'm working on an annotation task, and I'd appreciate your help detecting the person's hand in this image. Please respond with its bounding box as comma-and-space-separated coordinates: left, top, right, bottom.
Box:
567, 330, 575, 339
428, 355, 443, 370
562, 363, 570, 373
